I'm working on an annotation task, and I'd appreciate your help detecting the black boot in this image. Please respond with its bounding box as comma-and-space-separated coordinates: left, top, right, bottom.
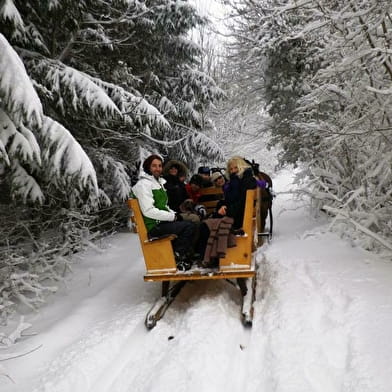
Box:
174, 252, 192, 271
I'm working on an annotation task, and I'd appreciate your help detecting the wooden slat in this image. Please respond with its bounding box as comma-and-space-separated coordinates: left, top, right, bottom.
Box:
144, 269, 256, 282
218, 189, 258, 271
199, 187, 224, 195
128, 198, 177, 273
202, 200, 219, 214
199, 187, 224, 214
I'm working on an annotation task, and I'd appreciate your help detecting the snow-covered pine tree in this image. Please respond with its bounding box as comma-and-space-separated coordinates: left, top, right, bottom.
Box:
109, 0, 226, 170
0, 1, 112, 322
0, 0, 225, 324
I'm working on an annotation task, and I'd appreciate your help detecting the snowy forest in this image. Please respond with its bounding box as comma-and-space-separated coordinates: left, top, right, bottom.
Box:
1, 0, 392, 329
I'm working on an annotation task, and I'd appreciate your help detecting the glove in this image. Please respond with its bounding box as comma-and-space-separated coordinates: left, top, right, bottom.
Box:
175, 212, 183, 221
195, 204, 207, 218
256, 179, 267, 189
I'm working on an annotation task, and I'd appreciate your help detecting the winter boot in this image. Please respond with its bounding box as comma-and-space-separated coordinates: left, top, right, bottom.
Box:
174, 252, 192, 271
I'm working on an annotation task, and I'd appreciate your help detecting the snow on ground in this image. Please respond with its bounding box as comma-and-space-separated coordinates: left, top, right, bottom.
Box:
1, 169, 392, 392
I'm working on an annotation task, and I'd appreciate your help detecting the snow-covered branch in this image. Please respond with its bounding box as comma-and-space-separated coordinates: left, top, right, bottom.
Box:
41, 116, 99, 196
0, 34, 42, 127
324, 205, 392, 252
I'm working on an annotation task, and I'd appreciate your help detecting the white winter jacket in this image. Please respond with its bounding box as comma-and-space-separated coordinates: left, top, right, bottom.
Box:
132, 172, 176, 230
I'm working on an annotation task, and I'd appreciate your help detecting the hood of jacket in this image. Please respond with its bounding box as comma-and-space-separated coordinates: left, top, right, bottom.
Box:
163, 160, 188, 177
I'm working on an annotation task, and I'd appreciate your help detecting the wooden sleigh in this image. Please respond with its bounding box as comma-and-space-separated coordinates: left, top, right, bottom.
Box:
127, 188, 260, 329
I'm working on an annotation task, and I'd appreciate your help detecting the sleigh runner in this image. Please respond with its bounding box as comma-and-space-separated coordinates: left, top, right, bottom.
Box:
128, 188, 260, 329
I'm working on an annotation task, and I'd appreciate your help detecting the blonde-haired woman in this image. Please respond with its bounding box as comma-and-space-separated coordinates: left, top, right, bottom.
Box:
216, 156, 257, 230
226, 156, 250, 179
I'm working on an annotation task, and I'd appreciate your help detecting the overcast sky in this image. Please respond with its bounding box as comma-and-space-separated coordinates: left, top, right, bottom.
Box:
191, 0, 229, 29
190, 0, 231, 46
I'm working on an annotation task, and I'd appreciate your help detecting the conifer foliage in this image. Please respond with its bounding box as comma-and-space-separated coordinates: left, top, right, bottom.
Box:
0, 0, 223, 323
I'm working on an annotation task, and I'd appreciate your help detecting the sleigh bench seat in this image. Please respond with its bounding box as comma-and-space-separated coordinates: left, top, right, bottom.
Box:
128, 198, 177, 274
199, 186, 224, 215
128, 188, 259, 281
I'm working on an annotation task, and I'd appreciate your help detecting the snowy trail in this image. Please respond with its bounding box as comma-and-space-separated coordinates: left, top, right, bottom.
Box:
3, 169, 392, 392
254, 251, 353, 391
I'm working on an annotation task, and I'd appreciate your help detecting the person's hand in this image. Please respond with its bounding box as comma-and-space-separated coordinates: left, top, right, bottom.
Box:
218, 205, 227, 215
175, 212, 183, 221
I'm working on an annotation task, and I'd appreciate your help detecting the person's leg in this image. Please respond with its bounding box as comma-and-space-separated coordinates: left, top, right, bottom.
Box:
149, 221, 195, 257
181, 213, 201, 256
172, 221, 195, 257
195, 222, 210, 260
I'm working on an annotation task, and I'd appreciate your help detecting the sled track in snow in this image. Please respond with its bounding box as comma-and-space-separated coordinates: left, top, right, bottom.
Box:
32, 246, 367, 392
257, 246, 361, 391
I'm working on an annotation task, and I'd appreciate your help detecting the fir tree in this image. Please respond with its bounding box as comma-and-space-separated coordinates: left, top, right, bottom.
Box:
0, 0, 224, 324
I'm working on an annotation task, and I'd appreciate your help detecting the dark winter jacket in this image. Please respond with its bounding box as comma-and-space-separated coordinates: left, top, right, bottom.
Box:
163, 174, 188, 212
216, 167, 256, 230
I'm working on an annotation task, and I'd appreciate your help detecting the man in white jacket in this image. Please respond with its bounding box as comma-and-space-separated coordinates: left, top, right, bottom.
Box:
132, 154, 196, 271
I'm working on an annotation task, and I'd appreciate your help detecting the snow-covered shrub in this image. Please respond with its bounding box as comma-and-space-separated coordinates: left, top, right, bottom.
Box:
0, 203, 103, 323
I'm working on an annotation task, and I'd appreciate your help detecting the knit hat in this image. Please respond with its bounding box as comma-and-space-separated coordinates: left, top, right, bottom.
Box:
211, 171, 224, 182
